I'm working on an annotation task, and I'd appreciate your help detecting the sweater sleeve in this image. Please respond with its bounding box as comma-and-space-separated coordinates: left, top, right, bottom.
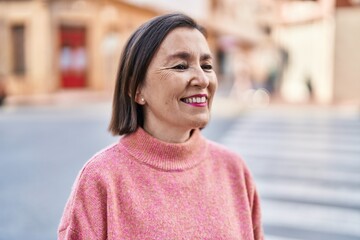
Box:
251, 187, 264, 240
209, 141, 265, 239
244, 164, 264, 240
58, 161, 108, 240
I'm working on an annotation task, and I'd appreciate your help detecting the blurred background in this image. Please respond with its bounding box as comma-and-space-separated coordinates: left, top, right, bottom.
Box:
0, 0, 359, 239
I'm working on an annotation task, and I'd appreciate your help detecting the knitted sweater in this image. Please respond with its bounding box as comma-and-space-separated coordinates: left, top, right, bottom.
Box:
58, 127, 263, 240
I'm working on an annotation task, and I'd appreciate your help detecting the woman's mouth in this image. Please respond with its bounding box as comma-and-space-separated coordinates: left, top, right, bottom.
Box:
181, 94, 208, 107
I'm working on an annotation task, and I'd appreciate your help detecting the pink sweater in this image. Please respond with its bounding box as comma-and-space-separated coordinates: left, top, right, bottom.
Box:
58, 127, 263, 239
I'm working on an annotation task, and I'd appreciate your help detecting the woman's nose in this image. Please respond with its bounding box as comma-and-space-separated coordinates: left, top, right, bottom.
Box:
190, 67, 209, 88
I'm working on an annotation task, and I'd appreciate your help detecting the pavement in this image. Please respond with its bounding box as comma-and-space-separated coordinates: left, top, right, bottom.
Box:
2, 90, 112, 107
5, 88, 359, 116
1, 89, 248, 118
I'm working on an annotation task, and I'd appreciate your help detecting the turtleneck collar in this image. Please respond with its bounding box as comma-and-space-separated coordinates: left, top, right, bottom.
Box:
118, 127, 208, 171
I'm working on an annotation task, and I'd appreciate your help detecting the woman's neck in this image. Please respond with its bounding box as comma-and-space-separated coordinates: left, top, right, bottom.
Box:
143, 122, 193, 143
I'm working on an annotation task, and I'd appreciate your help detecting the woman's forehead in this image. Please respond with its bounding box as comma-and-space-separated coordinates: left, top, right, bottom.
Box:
155, 28, 211, 60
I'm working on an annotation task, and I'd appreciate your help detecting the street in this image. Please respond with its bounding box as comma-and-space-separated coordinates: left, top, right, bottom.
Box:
219, 105, 360, 240
0, 101, 359, 240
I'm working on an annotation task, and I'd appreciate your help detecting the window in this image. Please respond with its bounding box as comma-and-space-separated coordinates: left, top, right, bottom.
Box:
11, 24, 26, 75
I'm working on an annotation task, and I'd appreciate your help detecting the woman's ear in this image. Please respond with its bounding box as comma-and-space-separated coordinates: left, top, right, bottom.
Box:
135, 91, 146, 105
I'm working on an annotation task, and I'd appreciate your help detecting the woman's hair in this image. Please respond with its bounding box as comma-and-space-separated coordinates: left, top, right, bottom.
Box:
108, 13, 207, 135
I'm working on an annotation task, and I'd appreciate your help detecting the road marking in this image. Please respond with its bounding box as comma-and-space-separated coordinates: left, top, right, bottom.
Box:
220, 107, 360, 239
262, 200, 360, 237
257, 180, 360, 208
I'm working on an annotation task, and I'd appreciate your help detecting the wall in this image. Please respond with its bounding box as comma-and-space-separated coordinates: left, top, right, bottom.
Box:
333, 7, 360, 104
0, 1, 51, 95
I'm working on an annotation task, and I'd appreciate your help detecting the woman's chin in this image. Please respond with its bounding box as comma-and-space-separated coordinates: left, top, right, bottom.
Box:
189, 116, 210, 129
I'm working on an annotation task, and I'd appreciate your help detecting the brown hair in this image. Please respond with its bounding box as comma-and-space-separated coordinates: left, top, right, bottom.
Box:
108, 13, 206, 135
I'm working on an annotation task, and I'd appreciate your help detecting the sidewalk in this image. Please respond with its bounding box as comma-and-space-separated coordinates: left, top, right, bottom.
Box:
2, 90, 247, 118
3, 90, 358, 118
3, 90, 112, 107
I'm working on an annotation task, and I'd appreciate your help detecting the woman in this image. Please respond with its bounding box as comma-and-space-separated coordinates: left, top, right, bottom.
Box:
58, 13, 263, 239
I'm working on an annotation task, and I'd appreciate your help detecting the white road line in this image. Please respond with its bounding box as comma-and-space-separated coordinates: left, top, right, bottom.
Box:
224, 145, 360, 167
222, 135, 360, 153
239, 150, 360, 163
256, 180, 360, 207
262, 200, 360, 237
252, 165, 360, 185
222, 124, 359, 139
231, 121, 360, 134
266, 236, 302, 240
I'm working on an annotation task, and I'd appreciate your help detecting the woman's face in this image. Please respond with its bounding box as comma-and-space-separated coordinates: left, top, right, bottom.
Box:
137, 27, 218, 142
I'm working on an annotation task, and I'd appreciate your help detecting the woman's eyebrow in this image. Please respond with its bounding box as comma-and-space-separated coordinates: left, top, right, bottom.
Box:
201, 53, 213, 61
166, 51, 191, 62
165, 51, 213, 63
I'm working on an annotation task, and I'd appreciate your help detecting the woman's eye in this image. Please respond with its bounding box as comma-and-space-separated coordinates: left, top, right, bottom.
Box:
202, 64, 213, 71
173, 64, 188, 70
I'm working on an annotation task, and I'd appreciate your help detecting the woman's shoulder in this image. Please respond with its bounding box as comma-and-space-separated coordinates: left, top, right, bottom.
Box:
206, 139, 242, 161
85, 143, 119, 168
206, 139, 256, 191
75, 142, 125, 182
206, 139, 252, 173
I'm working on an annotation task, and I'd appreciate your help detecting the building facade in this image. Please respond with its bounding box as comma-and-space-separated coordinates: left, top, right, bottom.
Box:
274, 0, 360, 104
3, 0, 358, 105
0, 0, 158, 96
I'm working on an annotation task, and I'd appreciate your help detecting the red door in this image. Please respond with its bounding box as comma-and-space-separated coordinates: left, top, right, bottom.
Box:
59, 26, 87, 88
